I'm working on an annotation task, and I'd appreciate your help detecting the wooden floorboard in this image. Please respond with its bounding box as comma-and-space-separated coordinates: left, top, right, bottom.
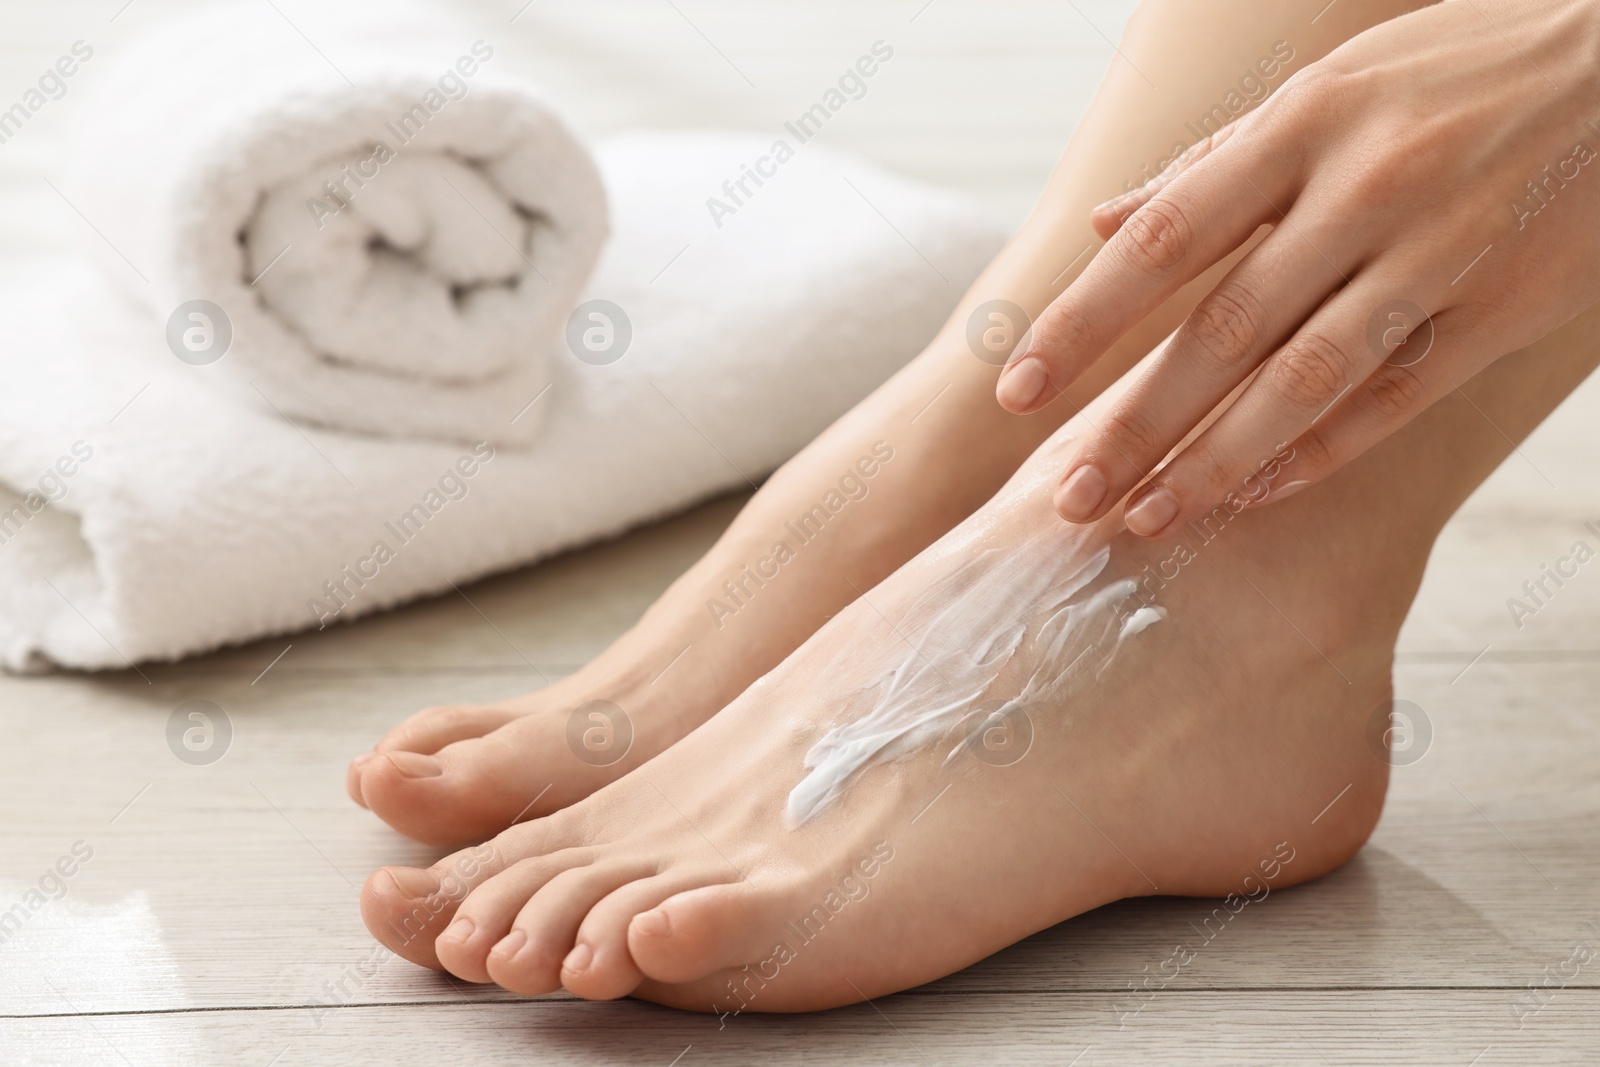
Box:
6, 991, 1598, 1066
3, 625, 1598, 1022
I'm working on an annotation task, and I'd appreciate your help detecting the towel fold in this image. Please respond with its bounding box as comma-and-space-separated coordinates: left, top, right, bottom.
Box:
66, 2, 606, 443
1, 130, 1005, 670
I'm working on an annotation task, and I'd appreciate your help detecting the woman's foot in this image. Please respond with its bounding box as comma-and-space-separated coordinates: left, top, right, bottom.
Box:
345, 308, 1184, 847
356, 373, 1454, 1009
343, 409, 1035, 847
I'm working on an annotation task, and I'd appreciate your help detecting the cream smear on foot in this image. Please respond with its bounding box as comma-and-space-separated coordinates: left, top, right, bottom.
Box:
786, 517, 1163, 825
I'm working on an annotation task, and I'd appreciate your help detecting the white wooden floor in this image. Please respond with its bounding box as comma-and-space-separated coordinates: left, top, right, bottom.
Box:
4, 1, 1600, 1064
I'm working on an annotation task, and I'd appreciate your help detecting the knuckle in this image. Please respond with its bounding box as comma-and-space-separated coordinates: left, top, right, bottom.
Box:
1117, 196, 1194, 275
1342, 153, 1410, 206
421, 704, 471, 726
1032, 301, 1097, 359
1364, 364, 1428, 420
1098, 406, 1165, 470
1289, 426, 1336, 475
1276, 63, 1348, 119
1182, 446, 1236, 502
1267, 67, 1328, 125
1271, 332, 1352, 411
1183, 287, 1266, 374
1264, 65, 1355, 150
1458, 291, 1511, 327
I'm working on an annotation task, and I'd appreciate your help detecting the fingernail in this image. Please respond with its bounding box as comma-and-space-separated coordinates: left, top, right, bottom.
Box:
1260, 478, 1310, 504
1125, 487, 1179, 536
491, 929, 527, 960
632, 909, 671, 938
1092, 190, 1131, 215
441, 917, 475, 944
563, 943, 593, 974
997, 357, 1049, 411
1054, 464, 1108, 521
385, 751, 443, 779
382, 866, 440, 900
350, 752, 376, 771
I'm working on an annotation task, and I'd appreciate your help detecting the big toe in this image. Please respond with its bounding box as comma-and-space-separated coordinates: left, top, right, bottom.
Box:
348, 703, 520, 813
346, 751, 379, 808
360, 865, 457, 969
628, 881, 783, 985
358, 722, 582, 847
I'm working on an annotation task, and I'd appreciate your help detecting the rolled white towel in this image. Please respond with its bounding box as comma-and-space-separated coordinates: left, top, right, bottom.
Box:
1, 131, 1007, 671
66, 2, 605, 443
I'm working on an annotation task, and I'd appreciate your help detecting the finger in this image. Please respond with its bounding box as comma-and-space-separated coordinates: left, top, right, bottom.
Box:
1272, 309, 1479, 495
1052, 212, 1351, 523
1120, 276, 1443, 537
998, 120, 1297, 415
1090, 123, 1244, 241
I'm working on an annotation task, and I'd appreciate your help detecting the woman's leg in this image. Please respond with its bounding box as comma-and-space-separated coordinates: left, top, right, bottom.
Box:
349, 0, 1434, 846
359, 293, 1600, 1009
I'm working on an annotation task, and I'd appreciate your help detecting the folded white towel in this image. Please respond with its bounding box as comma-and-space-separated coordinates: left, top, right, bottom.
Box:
66, 2, 606, 443
1, 131, 1005, 670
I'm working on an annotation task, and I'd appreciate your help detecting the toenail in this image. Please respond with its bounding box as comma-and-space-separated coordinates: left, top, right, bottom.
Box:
1054, 464, 1108, 521
562, 943, 593, 974
491, 930, 527, 960
385, 752, 443, 779
632, 909, 670, 938
1125, 486, 1179, 536
997, 356, 1049, 411
383, 867, 441, 900
441, 917, 475, 943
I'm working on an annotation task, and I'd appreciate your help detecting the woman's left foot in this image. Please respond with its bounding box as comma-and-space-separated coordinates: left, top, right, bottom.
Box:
358, 412, 1436, 1011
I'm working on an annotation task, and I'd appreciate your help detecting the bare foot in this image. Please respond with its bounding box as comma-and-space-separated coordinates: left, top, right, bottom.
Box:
342, 423, 1012, 848
346, 645, 707, 848
356, 388, 1444, 1009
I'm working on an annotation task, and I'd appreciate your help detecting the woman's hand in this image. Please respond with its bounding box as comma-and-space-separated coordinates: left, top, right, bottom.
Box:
1000, 0, 1600, 536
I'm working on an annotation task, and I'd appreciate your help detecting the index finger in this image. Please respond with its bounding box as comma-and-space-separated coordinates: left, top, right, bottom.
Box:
996, 123, 1295, 415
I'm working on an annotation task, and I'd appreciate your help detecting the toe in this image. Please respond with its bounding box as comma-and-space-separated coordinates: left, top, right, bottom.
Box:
346, 751, 378, 808
562, 869, 728, 1000
360, 863, 466, 970
375, 703, 522, 756
433, 849, 594, 983
352, 703, 519, 827
359, 817, 575, 968
629, 881, 786, 985
483, 861, 654, 996
358, 718, 574, 847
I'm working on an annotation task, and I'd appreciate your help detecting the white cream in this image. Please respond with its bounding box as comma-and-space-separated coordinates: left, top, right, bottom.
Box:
786, 516, 1164, 825
1118, 605, 1167, 639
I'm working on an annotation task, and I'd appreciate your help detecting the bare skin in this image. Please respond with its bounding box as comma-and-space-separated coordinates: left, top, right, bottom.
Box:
357, 302, 1600, 1011
347, 0, 1428, 848
1013, 0, 1600, 535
